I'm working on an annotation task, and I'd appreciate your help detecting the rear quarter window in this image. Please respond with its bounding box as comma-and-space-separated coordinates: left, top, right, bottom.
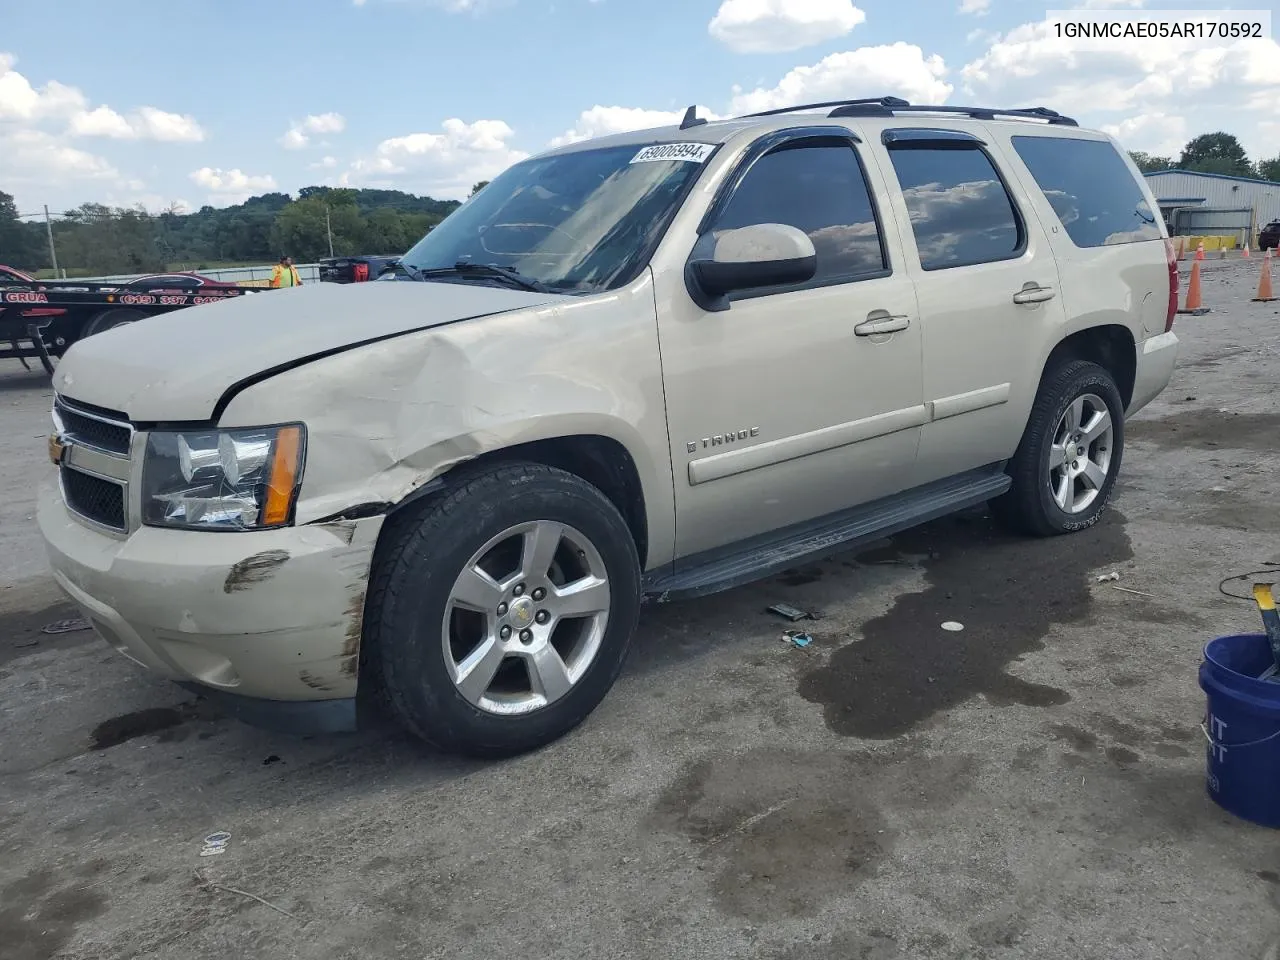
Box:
1011, 136, 1162, 247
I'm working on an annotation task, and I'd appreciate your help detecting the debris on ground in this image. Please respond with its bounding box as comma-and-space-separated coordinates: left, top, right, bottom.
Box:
1096, 572, 1121, 583
263, 755, 282, 766
41, 617, 90, 635
199, 831, 231, 857
194, 870, 303, 923
1111, 585, 1159, 599
941, 621, 965, 632
767, 602, 811, 622
781, 630, 813, 648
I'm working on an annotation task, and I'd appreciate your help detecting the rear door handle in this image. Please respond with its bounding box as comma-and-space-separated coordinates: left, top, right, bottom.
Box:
854, 312, 910, 337
1012, 284, 1056, 305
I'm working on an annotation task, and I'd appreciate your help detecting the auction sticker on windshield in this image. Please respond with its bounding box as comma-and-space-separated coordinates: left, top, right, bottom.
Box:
630, 143, 716, 164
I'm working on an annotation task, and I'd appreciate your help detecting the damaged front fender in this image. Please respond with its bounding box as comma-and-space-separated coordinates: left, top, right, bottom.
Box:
216, 278, 677, 566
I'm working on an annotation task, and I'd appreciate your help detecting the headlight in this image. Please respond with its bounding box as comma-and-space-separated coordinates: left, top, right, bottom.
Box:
141, 424, 305, 530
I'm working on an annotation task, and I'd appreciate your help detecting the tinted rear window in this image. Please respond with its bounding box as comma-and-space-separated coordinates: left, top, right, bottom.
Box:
886, 143, 1023, 270
1011, 136, 1162, 247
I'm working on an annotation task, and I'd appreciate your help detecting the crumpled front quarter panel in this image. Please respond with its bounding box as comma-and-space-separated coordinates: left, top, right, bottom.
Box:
218, 274, 676, 567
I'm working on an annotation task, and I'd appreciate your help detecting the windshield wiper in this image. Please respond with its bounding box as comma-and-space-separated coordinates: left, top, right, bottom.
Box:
388, 260, 421, 280
417, 261, 549, 293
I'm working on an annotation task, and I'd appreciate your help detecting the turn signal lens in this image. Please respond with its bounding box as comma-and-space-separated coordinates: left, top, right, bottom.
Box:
263, 426, 303, 526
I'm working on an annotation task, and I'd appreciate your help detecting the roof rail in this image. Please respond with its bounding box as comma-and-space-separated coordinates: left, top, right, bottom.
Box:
741, 96, 909, 119
736, 97, 1078, 127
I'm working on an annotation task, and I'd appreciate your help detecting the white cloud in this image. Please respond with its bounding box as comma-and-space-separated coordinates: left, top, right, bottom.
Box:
311, 155, 339, 170
959, 15, 1280, 165
729, 42, 953, 114
68, 104, 205, 142
0, 54, 86, 120
1100, 113, 1187, 159
189, 167, 279, 205
1, 128, 118, 181
961, 20, 1280, 115
280, 112, 347, 149
67, 105, 133, 138
345, 118, 527, 199
709, 0, 865, 54
958, 0, 990, 15
0, 52, 205, 209
548, 105, 722, 148
132, 107, 205, 142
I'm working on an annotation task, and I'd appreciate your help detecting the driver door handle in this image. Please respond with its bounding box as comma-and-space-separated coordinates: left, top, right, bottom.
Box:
1012, 284, 1056, 305
854, 312, 910, 337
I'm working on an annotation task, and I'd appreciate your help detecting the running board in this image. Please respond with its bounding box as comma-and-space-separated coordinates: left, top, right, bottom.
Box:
642, 464, 1011, 602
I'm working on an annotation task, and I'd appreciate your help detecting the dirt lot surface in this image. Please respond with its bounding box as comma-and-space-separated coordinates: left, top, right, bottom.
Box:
2, 257, 1279, 960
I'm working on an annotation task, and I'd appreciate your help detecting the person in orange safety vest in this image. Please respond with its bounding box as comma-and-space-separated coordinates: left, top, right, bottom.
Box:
270, 255, 302, 288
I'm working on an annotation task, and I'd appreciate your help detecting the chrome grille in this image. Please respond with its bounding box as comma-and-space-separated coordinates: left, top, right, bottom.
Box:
53, 397, 132, 456
61, 467, 127, 531
52, 394, 135, 534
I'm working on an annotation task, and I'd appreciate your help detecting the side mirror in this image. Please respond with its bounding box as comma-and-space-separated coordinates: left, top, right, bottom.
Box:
686, 223, 817, 312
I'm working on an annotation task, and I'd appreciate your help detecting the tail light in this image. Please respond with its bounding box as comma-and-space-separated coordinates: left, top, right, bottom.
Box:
1164, 238, 1178, 332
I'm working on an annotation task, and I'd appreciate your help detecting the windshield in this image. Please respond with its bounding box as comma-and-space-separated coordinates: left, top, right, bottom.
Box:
397, 142, 716, 294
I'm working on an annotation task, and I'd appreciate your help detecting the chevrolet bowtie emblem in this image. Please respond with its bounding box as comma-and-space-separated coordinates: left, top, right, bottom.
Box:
48, 434, 68, 465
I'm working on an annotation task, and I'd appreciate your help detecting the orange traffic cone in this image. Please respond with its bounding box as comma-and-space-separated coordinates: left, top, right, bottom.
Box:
1181, 259, 1204, 312
1242, 242, 1251, 259
1195, 240, 1205, 261
1175, 237, 1185, 260
1253, 249, 1277, 303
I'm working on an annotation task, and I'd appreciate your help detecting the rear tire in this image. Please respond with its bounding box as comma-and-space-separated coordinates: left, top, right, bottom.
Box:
82, 308, 146, 338
365, 462, 642, 758
993, 359, 1125, 537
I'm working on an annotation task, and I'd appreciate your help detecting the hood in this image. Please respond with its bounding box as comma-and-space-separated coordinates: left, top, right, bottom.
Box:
53, 279, 567, 422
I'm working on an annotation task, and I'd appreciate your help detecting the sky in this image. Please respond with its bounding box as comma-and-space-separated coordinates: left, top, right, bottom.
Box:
1, 0, 1278, 217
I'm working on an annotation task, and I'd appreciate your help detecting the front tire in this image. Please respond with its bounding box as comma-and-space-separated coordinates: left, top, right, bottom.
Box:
366, 462, 641, 758
994, 359, 1125, 537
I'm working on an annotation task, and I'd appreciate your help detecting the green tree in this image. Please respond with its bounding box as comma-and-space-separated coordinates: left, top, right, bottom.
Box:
1128, 151, 1173, 174
1179, 133, 1254, 177
362, 207, 413, 253
53, 203, 165, 274
1258, 156, 1280, 183
270, 195, 362, 261
0, 189, 47, 270
470, 180, 490, 197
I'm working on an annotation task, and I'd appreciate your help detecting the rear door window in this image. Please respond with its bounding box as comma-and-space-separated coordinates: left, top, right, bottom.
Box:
1011, 136, 1162, 247
885, 143, 1024, 270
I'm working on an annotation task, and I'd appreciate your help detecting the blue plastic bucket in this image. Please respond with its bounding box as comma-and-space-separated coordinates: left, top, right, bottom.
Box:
1198, 633, 1280, 828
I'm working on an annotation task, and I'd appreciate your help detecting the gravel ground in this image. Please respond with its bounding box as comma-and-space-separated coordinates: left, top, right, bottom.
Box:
2, 256, 1279, 960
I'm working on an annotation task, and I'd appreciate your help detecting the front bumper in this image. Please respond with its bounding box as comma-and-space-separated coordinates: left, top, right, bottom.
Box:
38, 479, 383, 714
1127, 330, 1180, 417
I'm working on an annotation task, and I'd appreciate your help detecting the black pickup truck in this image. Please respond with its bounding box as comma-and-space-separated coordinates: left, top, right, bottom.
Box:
1259, 220, 1280, 252
317, 255, 400, 284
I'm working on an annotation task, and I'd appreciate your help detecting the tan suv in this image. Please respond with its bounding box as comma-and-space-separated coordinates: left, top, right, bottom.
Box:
38, 97, 1180, 756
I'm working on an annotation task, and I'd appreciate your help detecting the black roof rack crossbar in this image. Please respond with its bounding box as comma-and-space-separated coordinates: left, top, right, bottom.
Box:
826, 102, 1078, 126
741, 96, 909, 119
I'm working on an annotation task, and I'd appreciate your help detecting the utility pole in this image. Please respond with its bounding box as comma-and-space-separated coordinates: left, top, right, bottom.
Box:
325, 206, 334, 258
43, 205, 60, 277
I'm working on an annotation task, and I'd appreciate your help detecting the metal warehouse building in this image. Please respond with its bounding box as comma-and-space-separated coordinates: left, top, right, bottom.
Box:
1144, 169, 1280, 246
